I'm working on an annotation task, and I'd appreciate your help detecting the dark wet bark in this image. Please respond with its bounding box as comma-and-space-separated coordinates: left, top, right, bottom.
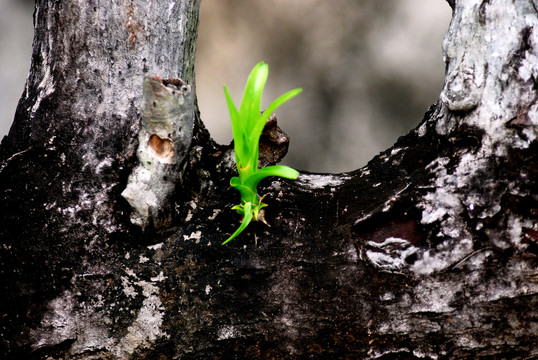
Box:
0, 0, 537, 359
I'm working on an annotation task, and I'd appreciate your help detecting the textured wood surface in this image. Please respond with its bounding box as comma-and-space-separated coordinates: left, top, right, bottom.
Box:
0, 0, 537, 358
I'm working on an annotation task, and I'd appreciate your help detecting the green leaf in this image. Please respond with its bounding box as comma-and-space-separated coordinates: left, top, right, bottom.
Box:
222, 202, 254, 245
254, 88, 302, 145
224, 86, 243, 155
230, 176, 258, 205
243, 165, 299, 191
239, 62, 267, 136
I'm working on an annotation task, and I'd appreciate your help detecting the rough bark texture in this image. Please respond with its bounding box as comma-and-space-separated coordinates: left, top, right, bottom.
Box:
121, 76, 194, 230
1, 0, 537, 359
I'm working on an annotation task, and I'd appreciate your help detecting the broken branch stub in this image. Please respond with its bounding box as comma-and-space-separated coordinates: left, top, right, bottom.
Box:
122, 75, 194, 230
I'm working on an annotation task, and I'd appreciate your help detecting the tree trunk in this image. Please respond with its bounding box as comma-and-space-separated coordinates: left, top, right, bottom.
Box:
1, 0, 537, 359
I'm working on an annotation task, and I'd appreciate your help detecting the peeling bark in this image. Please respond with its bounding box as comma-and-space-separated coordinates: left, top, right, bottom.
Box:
0, 0, 537, 359
122, 76, 194, 229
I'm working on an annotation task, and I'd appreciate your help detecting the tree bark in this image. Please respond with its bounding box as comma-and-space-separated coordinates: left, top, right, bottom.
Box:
1, 0, 537, 359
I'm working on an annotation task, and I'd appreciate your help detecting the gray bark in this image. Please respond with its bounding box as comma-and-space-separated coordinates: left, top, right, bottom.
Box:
121, 76, 194, 230
1, 0, 537, 359
0, 0, 202, 358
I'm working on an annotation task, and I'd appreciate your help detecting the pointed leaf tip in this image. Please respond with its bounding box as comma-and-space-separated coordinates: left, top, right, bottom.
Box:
222, 202, 254, 245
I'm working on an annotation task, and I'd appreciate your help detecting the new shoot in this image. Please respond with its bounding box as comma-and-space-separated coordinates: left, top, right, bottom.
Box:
222, 62, 302, 244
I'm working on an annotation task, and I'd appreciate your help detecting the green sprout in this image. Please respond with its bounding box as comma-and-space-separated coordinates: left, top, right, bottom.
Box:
222, 61, 302, 245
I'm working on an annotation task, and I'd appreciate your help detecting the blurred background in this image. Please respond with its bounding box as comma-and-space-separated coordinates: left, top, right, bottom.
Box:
0, 0, 451, 173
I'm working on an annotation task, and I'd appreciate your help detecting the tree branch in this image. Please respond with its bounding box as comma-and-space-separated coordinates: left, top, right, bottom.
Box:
0, 0, 537, 359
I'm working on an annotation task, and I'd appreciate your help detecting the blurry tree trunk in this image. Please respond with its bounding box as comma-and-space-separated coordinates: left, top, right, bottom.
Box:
1, 0, 537, 359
